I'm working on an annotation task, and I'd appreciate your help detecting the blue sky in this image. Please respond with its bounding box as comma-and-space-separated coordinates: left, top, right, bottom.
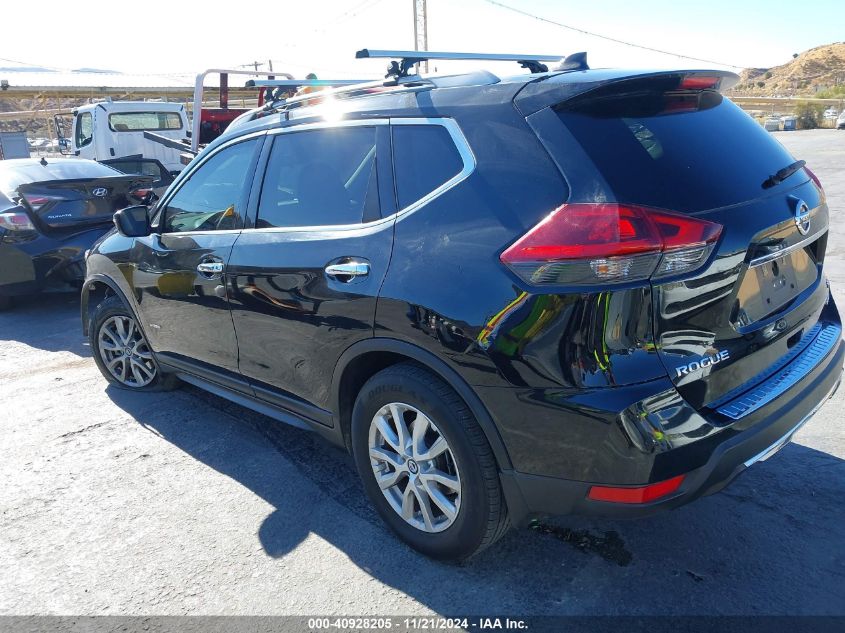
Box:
1, 0, 841, 78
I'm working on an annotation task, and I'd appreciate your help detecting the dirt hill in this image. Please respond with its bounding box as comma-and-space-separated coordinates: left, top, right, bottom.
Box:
730, 42, 845, 97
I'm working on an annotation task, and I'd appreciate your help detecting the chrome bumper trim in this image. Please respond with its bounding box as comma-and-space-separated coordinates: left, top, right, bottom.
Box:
743, 378, 840, 468
715, 322, 841, 420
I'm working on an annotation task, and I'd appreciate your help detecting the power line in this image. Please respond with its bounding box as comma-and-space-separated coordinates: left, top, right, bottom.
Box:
0, 56, 66, 71
482, 0, 745, 70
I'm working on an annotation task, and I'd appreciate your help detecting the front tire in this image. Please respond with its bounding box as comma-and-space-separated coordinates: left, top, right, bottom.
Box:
90, 295, 178, 391
351, 363, 509, 560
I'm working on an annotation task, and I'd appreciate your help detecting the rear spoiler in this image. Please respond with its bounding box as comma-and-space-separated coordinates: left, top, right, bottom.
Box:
514, 69, 740, 116
17, 175, 155, 192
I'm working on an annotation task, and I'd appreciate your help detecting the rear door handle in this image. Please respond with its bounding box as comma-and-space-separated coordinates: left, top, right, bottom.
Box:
325, 260, 370, 281
197, 261, 224, 276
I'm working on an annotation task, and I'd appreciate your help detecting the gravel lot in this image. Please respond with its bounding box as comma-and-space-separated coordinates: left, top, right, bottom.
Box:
1, 130, 844, 617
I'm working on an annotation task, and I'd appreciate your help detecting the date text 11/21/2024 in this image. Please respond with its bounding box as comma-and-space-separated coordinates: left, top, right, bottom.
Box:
306, 617, 529, 630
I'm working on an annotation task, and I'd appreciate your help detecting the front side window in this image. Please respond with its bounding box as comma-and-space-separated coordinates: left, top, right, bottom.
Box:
162, 138, 259, 233
392, 124, 463, 209
76, 112, 93, 148
109, 111, 183, 132
256, 126, 379, 229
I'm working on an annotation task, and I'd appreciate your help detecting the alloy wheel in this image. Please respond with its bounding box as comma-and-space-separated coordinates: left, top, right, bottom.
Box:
97, 315, 156, 388
368, 402, 462, 533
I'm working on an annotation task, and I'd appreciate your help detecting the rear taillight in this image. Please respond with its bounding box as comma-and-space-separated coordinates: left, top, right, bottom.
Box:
0, 211, 36, 232
130, 188, 152, 200
500, 203, 722, 286
22, 195, 51, 211
805, 166, 825, 197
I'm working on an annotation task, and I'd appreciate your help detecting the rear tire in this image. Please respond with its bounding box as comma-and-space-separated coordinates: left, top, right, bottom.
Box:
90, 295, 178, 391
351, 362, 509, 561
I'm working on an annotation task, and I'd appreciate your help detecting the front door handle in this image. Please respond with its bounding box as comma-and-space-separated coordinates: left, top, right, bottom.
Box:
325, 260, 370, 281
197, 261, 224, 276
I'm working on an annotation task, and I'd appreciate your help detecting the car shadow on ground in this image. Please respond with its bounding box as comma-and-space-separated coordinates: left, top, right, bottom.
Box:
105, 382, 845, 616
0, 292, 88, 356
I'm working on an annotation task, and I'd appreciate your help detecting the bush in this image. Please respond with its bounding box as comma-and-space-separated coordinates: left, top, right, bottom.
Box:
756, 81, 765, 88
816, 86, 845, 99
795, 102, 824, 129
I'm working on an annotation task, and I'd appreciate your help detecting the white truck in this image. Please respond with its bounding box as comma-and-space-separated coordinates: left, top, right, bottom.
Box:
55, 101, 189, 174
51, 69, 348, 175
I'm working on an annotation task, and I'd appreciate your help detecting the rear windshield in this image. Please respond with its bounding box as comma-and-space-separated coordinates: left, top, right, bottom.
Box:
109, 111, 183, 132
555, 92, 802, 212
0, 160, 119, 197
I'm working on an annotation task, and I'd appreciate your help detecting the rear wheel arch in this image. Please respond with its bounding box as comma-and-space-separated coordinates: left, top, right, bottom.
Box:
331, 338, 514, 471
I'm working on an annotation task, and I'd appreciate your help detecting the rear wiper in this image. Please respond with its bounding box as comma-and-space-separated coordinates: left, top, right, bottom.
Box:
762, 159, 805, 189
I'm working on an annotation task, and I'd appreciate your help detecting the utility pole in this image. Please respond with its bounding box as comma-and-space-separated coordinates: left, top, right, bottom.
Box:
413, 0, 428, 74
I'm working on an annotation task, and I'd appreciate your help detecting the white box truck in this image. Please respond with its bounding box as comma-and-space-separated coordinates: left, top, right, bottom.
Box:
55, 101, 189, 174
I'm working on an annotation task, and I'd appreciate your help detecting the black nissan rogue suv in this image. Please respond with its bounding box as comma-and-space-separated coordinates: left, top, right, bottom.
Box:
81, 60, 843, 560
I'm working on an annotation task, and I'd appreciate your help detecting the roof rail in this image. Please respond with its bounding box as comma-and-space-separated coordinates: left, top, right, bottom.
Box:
244, 79, 371, 88
226, 77, 423, 132
356, 48, 564, 78
262, 77, 429, 112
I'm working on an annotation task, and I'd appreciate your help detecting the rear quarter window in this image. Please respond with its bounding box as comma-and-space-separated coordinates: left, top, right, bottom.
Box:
392, 124, 463, 209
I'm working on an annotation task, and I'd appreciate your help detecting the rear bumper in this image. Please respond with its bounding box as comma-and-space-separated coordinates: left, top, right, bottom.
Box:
0, 228, 105, 296
0, 241, 39, 296
502, 323, 843, 524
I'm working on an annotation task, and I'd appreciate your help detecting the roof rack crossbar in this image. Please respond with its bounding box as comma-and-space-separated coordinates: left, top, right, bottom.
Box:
356, 49, 564, 78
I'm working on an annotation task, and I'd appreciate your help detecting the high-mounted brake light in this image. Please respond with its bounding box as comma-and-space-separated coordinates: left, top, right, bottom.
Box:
587, 475, 685, 504
679, 76, 720, 90
500, 203, 722, 286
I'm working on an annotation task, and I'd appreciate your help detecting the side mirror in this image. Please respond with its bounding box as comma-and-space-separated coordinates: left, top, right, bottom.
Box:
113, 205, 151, 238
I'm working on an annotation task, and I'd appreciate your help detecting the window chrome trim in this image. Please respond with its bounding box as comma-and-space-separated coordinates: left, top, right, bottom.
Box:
391, 117, 477, 221
241, 117, 476, 234
266, 118, 390, 135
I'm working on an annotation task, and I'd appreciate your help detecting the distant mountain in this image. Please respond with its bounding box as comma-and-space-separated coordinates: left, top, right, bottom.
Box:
730, 42, 845, 96
0, 66, 120, 74
0, 66, 55, 73
72, 68, 120, 74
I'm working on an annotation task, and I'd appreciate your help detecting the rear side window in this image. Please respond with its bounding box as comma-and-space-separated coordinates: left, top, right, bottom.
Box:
392, 125, 463, 209
257, 126, 379, 228
109, 112, 183, 132
554, 93, 799, 212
